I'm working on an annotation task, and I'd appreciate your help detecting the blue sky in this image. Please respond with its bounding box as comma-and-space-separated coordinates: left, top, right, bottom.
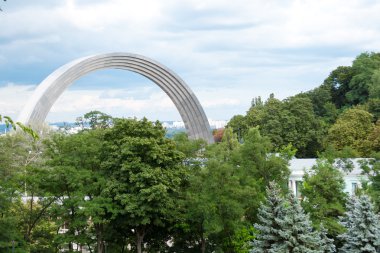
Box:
1, 0, 380, 122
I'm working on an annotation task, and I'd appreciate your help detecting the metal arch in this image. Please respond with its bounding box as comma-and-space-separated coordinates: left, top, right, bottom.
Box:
17, 53, 214, 143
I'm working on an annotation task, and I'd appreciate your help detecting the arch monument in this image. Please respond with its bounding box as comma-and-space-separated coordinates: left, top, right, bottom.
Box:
18, 53, 214, 143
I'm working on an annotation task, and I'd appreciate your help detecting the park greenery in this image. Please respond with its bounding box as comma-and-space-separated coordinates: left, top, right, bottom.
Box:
1, 52, 380, 252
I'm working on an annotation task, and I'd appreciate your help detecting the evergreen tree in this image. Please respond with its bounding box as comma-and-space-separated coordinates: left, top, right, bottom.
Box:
252, 183, 324, 253
339, 195, 380, 252
251, 181, 287, 252
318, 224, 336, 253
273, 193, 321, 253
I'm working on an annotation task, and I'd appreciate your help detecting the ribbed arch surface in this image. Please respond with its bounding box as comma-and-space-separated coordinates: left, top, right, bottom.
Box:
18, 53, 214, 143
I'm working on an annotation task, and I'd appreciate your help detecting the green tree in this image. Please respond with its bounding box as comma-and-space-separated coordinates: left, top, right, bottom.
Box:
0, 115, 38, 139
43, 129, 110, 253
245, 95, 325, 157
301, 160, 347, 241
327, 108, 374, 155
76, 110, 113, 130
227, 115, 249, 142
323, 66, 354, 109
101, 118, 185, 253
359, 154, 380, 211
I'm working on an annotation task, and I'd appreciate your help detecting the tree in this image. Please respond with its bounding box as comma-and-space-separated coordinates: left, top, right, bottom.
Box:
227, 115, 249, 141
245, 95, 325, 157
327, 108, 374, 155
251, 182, 287, 252
172, 128, 250, 253
339, 195, 380, 252
301, 160, 347, 242
239, 127, 290, 197
319, 224, 336, 253
252, 182, 323, 253
359, 154, 380, 211
347, 52, 380, 105
75, 110, 113, 130
323, 66, 354, 109
100, 118, 186, 253
0, 115, 38, 139
43, 129, 111, 253
277, 193, 322, 252
0, 132, 46, 252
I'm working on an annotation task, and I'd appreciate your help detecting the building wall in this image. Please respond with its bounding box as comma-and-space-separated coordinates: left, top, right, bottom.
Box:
288, 158, 368, 197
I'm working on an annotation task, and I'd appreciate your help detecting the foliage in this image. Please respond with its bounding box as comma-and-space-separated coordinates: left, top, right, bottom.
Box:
339, 195, 380, 252
327, 108, 374, 156
244, 95, 325, 157
301, 160, 347, 241
0, 114, 39, 140
359, 154, 380, 211
251, 182, 287, 252
76, 110, 113, 130
252, 182, 324, 252
100, 117, 186, 253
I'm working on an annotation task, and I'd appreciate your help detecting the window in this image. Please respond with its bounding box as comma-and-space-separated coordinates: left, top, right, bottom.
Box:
296, 180, 303, 199
352, 182, 358, 195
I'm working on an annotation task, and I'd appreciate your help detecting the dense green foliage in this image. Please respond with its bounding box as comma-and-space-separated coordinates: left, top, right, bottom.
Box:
227, 52, 380, 158
301, 160, 347, 241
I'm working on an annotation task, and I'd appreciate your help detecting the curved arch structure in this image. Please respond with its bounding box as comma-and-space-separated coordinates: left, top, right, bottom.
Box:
18, 53, 214, 143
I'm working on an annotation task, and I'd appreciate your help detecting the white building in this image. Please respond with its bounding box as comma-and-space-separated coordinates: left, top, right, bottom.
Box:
289, 158, 368, 197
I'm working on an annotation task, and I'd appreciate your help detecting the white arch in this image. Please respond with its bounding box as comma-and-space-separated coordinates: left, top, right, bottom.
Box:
18, 53, 214, 143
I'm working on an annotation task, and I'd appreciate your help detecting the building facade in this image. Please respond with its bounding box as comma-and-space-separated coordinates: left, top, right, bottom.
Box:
289, 158, 368, 197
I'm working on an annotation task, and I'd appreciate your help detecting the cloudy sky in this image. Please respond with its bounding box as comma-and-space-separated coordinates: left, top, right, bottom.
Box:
1, 0, 380, 123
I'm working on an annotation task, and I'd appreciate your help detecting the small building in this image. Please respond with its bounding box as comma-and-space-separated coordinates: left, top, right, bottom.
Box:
289, 158, 368, 197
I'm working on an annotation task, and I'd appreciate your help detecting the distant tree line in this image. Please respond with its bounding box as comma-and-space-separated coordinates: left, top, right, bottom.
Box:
227, 52, 380, 158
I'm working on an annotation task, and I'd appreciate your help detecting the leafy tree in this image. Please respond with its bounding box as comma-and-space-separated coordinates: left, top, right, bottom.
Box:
360, 154, 380, 211
367, 120, 380, 152
173, 128, 250, 253
323, 66, 354, 109
301, 160, 347, 242
76, 110, 113, 130
43, 129, 110, 253
172, 132, 206, 158
347, 52, 380, 105
327, 108, 374, 155
339, 195, 380, 252
246, 95, 325, 157
0, 115, 38, 139
0, 132, 46, 252
227, 115, 249, 141
239, 127, 290, 197
100, 118, 186, 253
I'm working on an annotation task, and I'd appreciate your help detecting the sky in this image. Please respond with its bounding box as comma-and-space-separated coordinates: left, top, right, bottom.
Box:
1, 0, 380, 123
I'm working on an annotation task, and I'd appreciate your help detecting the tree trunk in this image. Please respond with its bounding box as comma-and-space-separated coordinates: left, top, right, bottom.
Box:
201, 237, 206, 253
95, 223, 104, 253
136, 227, 146, 253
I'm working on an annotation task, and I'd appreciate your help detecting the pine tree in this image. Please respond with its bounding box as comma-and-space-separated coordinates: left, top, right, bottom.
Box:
252, 183, 324, 253
339, 195, 380, 252
319, 224, 336, 253
251, 182, 287, 252
273, 193, 322, 253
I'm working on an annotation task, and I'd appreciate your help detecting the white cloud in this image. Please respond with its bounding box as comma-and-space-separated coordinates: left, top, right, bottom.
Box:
2, 0, 380, 122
